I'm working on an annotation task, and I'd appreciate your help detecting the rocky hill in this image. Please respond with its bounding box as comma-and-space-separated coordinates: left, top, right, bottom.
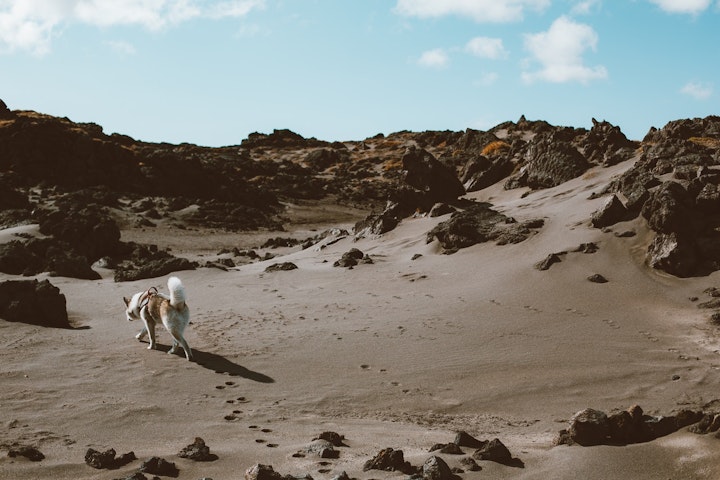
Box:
1, 98, 719, 279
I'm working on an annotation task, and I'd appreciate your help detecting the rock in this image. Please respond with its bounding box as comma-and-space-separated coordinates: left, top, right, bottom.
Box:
505, 130, 589, 190
264, 262, 298, 273
591, 195, 628, 228
429, 203, 456, 217
330, 471, 352, 480
8, 446, 45, 462
0, 98, 13, 119
245, 464, 284, 480
575, 242, 599, 254
313, 431, 347, 447
690, 413, 720, 434
580, 119, 637, 167
305, 148, 347, 170
401, 147, 465, 203
472, 438, 520, 466
139, 456, 179, 477
565, 408, 610, 446
641, 181, 692, 234
0, 279, 69, 328
84, 448, 136, 469
646, 232, 698, 278
178, 437, 218, 461
363, 448, 414, 474
422, 455, 455, 480
113, 243, 197, 282
535, 253, 564, 271
587, 274, 608, 283
112, 472, 148, 480
334, 248, 365, 268
459, 457, 481, 471
454, 431, 485, 449
427, 202, 539, 253
429, 443, 463, 454
305, 440, 339, 459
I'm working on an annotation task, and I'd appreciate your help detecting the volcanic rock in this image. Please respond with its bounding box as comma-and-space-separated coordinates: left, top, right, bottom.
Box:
454, 431, 485, 449
264, 262, 298, 273
0, 279, 69, 328
591, 194, 628, 228
304, 439, 339, 459
422, 455, 456, 480
313, 431, 347, 447
429, 443, 463, 455
84, 448, 136, 469
8, 446, 45, 462
363, 448, 414, 474
178, 437, 218, 461
472, 438, 520, 467
139, 456, 179, 477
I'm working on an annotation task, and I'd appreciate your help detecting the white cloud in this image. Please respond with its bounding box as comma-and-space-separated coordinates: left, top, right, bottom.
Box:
465, 37, 507, 59
648, 0, 711, 14
417, 48, 449, 68
522, 15, 607, 84
681, 81, 713, 99
571, 0, 601, 15
394, 0, 550, 23
0, 0, 264, 55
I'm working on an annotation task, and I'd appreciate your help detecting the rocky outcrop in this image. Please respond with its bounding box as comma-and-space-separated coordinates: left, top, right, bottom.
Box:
177, 437, 218, 461
597, 115, 720, 277
427, 202, 543, 253
363, 448, 415, 474
0, 279, 69, 328
554, 405, 704, 446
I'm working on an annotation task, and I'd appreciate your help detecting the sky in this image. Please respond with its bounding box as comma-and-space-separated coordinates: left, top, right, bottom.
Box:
0, 0, 718, 146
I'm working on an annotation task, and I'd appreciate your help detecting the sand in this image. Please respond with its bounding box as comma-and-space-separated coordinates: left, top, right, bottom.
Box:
2, 160, 720, 479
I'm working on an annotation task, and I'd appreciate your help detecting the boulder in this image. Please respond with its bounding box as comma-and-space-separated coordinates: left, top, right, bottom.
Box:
84, 448, 136, 469
0, 98, 14, 119
139, 456, 179, 477
591, 195, 628, 228
422, 456, 455, 480
564, 408, 610, 446
178, 437, 218, 461
472, 438, 519, 466
305, 439, 339, 459
0, 279, 69, 328
363, 448, 414, 474
8, 446, 44, 462
454, 431, 485, 449
401, 147, 465, 203
313, 431, 347, 447
429, 443, 464, 454
245, 464, 284, 480
264, 262, 298, 273
646, 233, 698, 278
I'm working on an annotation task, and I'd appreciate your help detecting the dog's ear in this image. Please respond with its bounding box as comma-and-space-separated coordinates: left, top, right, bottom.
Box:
123, 296, 130, 307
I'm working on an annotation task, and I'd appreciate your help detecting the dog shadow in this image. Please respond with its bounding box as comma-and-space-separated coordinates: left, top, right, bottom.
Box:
151, 343, 274, 383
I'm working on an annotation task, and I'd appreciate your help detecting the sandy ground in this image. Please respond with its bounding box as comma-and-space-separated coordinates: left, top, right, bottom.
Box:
2, 160, 720, 479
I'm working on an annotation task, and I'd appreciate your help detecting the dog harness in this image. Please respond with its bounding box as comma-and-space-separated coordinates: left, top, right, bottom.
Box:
138, 286, 158, 311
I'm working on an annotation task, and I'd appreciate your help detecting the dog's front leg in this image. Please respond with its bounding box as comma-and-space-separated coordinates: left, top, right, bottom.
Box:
140, 308, 157, 350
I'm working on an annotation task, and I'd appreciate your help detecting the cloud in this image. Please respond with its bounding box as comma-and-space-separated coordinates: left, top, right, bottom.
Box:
681, 81, 713, 99
417, 48, 449, 68
648, 0, 712, 14
522, 15, 607, 84
0, 0, 265, 55
571, 0, 601, 15
394, 0, 550, 23
465, 37, 507, 59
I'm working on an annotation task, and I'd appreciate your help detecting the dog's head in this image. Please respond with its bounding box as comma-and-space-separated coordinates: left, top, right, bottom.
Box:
123, 292, 143, 321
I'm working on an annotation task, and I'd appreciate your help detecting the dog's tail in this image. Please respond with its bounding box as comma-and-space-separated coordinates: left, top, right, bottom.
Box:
167, 276, 186, 309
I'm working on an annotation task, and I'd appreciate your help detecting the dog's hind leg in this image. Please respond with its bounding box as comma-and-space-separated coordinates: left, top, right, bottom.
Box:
140, 308, 157, 350
168, 327, 193, 361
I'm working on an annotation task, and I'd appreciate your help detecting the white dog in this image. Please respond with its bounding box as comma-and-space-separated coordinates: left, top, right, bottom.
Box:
123, 276, 193, 361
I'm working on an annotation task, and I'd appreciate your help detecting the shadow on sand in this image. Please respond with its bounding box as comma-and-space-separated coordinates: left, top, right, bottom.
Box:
150, 343, 275, 383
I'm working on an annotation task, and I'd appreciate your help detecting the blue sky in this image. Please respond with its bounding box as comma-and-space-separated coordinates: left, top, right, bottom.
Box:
1, 0, 718, 146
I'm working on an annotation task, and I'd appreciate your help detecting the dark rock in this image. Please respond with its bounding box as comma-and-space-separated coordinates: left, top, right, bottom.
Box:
574, 242, 599, 254
0, 279, 69, 328
334, 248, 365, 268
245, 464, 284, 480
454, 431, 485, 449
0, 98, 14, 119
84, 448, 135, 469
139, 456, 179, 477
363, 448, 414, 474
264, 262, 298, 273
422, 455, 455, 480
402, 147, 465, 203
472, 438, 521, 467
429, 443, 463, 454
588, 274, 608, 283
113, 243, 197, 282
641, 181, 692, 234
535, 253, 564, 271
305, 148, 347, 170
313, 431, 347, 447
427, 202, 538, 253
459, 457, 481, 472
505, 130, 589, 190
565, 408, 610, 446
429, 203, 456, 217
8, 446, 44, 462
579, 119, 637, 167
330, 471, 352, 480
112, 472, 148, 480
178, 437, 218, 461
689, 413, 720, 434
646, 233, 698, 278
591, 195, 628, 228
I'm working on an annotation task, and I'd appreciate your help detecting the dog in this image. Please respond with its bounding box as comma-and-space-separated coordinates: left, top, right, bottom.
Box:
123, 276, 193, 361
